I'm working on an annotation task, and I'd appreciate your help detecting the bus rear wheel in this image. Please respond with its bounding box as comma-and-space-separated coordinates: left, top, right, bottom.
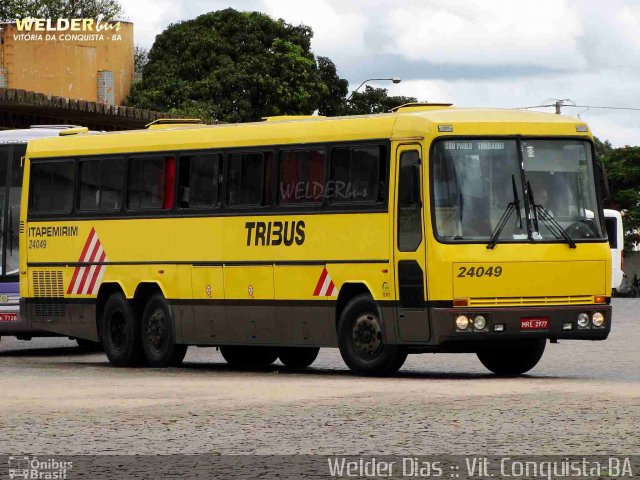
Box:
141, 294, 188, 368
338, 294, 407, 376
278, 347, 320, 370
476, 339, 546, 376
220, 346, 278, 368
101, 292, 145, 367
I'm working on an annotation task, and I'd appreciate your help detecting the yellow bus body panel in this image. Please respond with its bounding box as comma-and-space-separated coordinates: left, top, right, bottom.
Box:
20, 107, 610, 348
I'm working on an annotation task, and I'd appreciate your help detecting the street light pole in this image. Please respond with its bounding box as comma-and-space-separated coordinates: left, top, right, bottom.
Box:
346, 77, 401, 101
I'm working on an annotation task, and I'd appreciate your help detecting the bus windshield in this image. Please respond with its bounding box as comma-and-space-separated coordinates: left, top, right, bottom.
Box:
432, 138, 604, 243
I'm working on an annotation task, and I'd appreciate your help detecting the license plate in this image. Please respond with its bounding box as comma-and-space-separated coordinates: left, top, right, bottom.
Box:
521, 317, 549, 330
0, 313, 17, 322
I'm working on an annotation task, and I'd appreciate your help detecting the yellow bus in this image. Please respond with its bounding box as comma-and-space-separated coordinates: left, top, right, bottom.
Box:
19, 105, 612, 375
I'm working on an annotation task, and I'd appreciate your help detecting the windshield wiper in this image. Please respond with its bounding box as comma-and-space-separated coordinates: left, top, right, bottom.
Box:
527, 181, 576, 249
487, 175, 522, 249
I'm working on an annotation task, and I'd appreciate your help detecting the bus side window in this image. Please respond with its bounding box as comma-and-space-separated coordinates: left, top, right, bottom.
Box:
78, 159, 125, 212
279, 148, 325, 205
128, 157, 173, 211
329, 145, 386, 205
227, 152, 272, 207
79, 160, 101, 211
178, 154, 222, 209
29, 160, 75, 214
605, 216, 617, 249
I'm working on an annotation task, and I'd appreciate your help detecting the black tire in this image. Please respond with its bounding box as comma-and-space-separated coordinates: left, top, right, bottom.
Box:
220, 346, 278, 368
141, 293, 188, 368
100, 292, 145, 367
477, 339, 546, 376
76, 338, 102, 351
337, 294, 407, 376
278, 347, 320, 370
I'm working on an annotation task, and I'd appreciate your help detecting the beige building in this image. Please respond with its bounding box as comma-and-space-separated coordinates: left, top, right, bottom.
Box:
0, 20, 134, 105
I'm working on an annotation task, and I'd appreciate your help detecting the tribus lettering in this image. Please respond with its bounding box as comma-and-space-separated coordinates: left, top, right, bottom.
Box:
245, 221, 305, 246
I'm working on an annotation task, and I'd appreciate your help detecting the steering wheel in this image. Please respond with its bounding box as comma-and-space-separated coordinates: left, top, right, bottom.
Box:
566, 219, 598, 239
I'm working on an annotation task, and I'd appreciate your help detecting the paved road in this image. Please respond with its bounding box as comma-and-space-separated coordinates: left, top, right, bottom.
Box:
0, 299, 638, 455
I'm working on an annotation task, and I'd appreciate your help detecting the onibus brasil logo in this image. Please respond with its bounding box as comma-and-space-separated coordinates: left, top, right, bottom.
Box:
12, 14, 123, 42
8, 456, 73, 479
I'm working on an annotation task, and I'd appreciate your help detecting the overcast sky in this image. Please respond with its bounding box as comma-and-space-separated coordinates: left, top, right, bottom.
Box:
122, 0, 640, 147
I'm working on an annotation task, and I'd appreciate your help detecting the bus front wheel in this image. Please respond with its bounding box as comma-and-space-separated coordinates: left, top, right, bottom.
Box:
278, 347, 320, 370
101, 292, 145, 367
476, 339, 546, 376
338, 294, 407, 376
141, 294, 188, 368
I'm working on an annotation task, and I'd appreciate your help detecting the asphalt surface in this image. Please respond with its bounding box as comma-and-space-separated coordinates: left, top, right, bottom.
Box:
0, 299, 638, 456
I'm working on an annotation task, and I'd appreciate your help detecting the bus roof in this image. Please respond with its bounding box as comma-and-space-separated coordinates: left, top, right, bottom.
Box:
0, 125, 84, 144
25, 107, 592, 158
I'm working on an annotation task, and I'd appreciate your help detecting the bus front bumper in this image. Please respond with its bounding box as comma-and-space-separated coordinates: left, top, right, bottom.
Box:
427, 304, 611, 350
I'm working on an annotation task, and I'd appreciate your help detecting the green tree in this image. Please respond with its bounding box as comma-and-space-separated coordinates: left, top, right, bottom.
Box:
593, 136, 613, 158
0, 0, 125, 21
128, 9, 346, 123
134, 45, 149, 74
316, 56, 348, 116
600, 146, 640, 251
345, 85, 418, 115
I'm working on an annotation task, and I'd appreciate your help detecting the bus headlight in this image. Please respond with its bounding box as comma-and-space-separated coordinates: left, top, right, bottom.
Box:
592, 312, 605, 327
455, 315, 469, 330
577, 312, 590, 328
473, 315, 487, 330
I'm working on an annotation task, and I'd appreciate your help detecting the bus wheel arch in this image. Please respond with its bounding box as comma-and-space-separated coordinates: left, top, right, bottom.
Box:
335, 282, 373, 329
132, 282, 166, 321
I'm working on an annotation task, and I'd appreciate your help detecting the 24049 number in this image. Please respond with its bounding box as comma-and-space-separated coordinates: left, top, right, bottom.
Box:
28, 239, 47, 249
457, 266, 503, 278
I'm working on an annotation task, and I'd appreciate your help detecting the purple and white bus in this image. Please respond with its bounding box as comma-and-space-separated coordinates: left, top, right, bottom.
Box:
0, 126, 84, 341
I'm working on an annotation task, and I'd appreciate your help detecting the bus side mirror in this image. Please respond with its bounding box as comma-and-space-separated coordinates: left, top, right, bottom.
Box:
597, 161, 611, 202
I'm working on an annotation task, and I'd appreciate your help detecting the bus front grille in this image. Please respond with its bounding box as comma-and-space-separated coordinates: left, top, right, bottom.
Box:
32, 270, 65, 317
468, 295, 595, 307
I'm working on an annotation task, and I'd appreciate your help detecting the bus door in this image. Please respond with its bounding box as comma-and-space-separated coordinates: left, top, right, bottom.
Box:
393, 144, 430, 342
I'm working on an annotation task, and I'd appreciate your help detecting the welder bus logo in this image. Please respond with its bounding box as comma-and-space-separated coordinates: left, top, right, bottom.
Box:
12, 15, 123, 42
67, 228, 108, 295
313, 267, 338, 297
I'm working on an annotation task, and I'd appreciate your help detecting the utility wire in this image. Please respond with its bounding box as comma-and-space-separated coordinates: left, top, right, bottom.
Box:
515, 104, 640, 112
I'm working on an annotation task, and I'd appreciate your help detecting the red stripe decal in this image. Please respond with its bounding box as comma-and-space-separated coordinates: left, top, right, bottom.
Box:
78, 228, 96, 262
76, 240, 101, 294
313, 268, 328, 297
86, 251, 107, 294
67, 229, 96, 294
67, 267, 81, 294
